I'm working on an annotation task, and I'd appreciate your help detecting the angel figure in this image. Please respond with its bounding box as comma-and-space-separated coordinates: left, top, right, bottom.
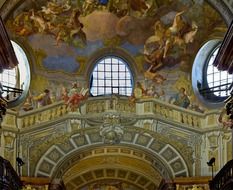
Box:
162, 11, 186, 58
164, 11, 198, 56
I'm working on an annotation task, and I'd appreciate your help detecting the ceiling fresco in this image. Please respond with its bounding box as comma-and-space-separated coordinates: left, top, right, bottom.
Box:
5, 0, 226, 111
1, 1, 232, 188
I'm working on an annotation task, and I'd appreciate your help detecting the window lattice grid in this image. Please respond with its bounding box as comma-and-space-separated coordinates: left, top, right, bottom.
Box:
0, 68, 17, 97
90, 56, 133, 96
206, 47, 233, 97
0, 69, 17, 86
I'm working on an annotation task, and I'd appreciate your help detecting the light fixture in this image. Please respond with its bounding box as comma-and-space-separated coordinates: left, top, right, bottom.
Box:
207, 157, 215, 179
207, 157, 215, 167
16, 157, 25, 167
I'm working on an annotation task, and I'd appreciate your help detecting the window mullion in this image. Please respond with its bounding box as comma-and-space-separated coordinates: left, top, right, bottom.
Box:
90, 56, 133, 96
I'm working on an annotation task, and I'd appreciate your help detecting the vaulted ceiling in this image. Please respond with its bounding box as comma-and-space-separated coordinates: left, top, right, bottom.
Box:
1, 0, 233, 189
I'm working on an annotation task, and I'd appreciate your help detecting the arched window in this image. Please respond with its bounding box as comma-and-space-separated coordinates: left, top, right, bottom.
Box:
0, 41, 30, 106
192, 40, 233, 108
90, 56, 133, 96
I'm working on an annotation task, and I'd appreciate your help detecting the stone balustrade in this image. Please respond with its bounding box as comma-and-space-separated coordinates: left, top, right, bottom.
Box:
85, 95, 135, 114
16, 101, 68, 129
2, 97, 220, 130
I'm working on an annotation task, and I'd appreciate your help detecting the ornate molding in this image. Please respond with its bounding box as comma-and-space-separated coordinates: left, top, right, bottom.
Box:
100, 113, 124, 144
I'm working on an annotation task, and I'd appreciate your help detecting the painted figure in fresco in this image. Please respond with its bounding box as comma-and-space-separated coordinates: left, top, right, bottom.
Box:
60, 86, 69, 102
42, 0, 71, 15
143, 0, 158, 16
158, 89, 166, 101
144, 21, 165, 65
66, 82, 88, 111
163, 11, 187, 58
108, 0, 128, 16
164, 11, 199, 56
82, 0, 98, 15
146, 85, 157, 97
22, 97, 34, 111
68, 8, 87, 45
172, 87, 190, 108
133, 81, 146, 98
143, 11, 198, 81
129, 81, 146, 105
144, 65, 166, 84
29, 9, 48, 33
168, 11, 185, 35
13, 11, 35, 36
33, 89, 52, 108
143, 21, 167, 82
11, 0, 86, 47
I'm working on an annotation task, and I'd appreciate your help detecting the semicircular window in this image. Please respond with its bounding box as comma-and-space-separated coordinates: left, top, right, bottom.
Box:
90, 56, 133, 96
0, 41, 30, 107
206, 47, 233, 98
